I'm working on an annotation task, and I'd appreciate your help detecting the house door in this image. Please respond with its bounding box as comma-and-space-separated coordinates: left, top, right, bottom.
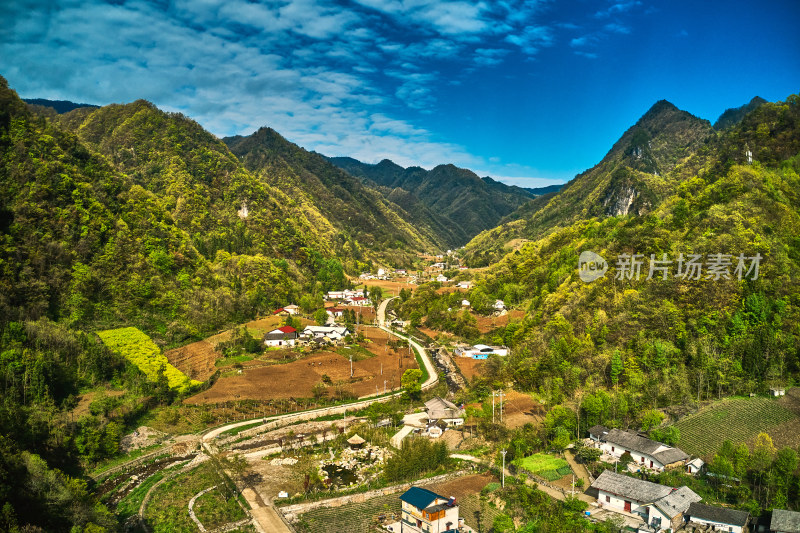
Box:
624, 501, 632, 512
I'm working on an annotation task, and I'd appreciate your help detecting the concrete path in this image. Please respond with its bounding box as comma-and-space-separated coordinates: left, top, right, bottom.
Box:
564, 450, 592, 488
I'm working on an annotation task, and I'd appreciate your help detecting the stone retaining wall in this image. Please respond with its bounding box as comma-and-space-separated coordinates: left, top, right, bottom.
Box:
278, 470, 468, 521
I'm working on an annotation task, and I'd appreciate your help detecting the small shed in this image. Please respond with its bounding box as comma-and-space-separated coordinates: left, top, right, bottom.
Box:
347, 434, 366, 449
770, 388, 786, 397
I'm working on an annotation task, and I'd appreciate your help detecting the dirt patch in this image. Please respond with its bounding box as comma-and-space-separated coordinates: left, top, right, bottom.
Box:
120, 426, 167, 453
501, 391, 544, 429
440, 429, 464, 450
453, 357, 485, 382
427, 473, 497, 499
473, 310, 524, 334
356, 279, 417, 295
184, 328, 418, 404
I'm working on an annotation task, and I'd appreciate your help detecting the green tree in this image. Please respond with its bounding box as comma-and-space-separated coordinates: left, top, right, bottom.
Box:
313, 308, 329, 326
401, 369, 422, 400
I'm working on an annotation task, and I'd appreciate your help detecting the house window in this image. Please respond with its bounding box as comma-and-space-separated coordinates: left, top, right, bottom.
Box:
650, 460, 653, 468
605, 495, 610, 503
611, 446, 615, 452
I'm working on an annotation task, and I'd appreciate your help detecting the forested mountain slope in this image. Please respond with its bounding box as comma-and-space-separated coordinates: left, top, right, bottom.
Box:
407, 94, 800, 414
464, 100, 717, 266
223, 128, 442, 258
328, 156, 537, 247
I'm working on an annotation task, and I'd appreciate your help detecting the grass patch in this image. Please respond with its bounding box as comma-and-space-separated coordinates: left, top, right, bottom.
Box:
144, 462, 242, 533
115, 470, 167, 522
98, 327, 201, 392
219, 421, 264, 438
514, 453, 570, 481
215, 354, 256, 367
339, 344, 376, 361
193, 486, 247, 530
673, 396, 796, 457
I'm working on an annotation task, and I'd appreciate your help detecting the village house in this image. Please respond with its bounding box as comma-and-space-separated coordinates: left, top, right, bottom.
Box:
594, 427, 690, 471
326, 307, 345, 318
301, 325, 350, 345
399, 486, 460, 533
686, 458, 705, 475
273, 304, 300, 316
263, 326, 298, 347
686, 502, 750, 533
461, 299, 470, 307
772, 509, 800, 533
436, 274, 449, 283
493, 299, 506, 311
456, 281, 472, 289
424, 397, 465, 427
327, 289, 364, 300
591, 470, 701, 532
346, 296, 370, 306
454, 344, 510, 359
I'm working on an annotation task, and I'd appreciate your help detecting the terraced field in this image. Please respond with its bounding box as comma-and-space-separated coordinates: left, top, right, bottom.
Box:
674, 393, 799, 458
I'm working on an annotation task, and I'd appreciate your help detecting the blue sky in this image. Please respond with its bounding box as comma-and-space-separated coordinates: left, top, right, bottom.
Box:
1, 0, 798, 187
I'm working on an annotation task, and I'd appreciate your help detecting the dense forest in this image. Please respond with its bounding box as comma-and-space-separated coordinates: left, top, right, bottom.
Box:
402, 93, 800, 420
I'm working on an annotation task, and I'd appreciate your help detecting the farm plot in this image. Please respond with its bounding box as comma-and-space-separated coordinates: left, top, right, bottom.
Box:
453, 357, 485, 382
673, 394, 798, 458
98, 327, 200, 391
184, 327, 417, 404
514, 454, 572, 482
501, 391, 545, 429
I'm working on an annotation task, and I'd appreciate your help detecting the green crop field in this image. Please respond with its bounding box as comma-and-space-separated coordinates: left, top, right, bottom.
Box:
673, 396, 796, 458
98, 327, 201, 392
514, 454, 571, 481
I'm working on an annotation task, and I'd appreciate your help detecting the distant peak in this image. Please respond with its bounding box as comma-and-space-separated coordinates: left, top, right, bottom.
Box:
643, 99, 679, 117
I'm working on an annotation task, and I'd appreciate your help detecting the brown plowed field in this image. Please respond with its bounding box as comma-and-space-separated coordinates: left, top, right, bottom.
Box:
165, 316, 311, 381
184, 327, 418, 404
474, 309, 524, 333
453, 357, 485, 382
501, 390, 545, 429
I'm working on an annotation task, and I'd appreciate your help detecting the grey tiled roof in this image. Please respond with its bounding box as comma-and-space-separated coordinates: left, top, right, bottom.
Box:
604, 429, 662, 455
772, 509, 800, 533
653, 486, 701, 518
590, 471, 671, 503
687, 502, 749, 527
652, 447, 689, 465
588, 425, 609, 437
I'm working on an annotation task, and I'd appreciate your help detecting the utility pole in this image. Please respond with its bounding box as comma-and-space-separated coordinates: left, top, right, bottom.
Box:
384, 380, 387, 394
350, 352, 353, 378
501, 449, 507, 488
492, 391, 496, 424
499, 391, 505, 423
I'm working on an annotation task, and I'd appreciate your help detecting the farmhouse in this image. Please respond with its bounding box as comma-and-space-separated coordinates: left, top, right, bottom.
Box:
399, 486, 459, 533
436, 274, 449, 283
597, 428, 689, 471
456, 281, 472, 289
326, 307, 345, 318
591, 471, 700, 531
454, 344, 510, 359
686, 458, 705, 475
346, 296, 370, 306
770, 387, 786, 397
589, 425, 610, 442
263, 326, 298, 347
327, 289, 364, 300
686, 502, 749, 533
301, 325, 350, 344
494, 299, 506, 311
424, 397, 464, 426
772, 509, 800, 533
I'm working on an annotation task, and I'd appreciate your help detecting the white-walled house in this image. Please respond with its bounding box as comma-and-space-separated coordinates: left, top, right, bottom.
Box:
424, 397, 464, 427
591, 471, 700, 531
598, 428, 689, 471
263, 326, 298, 347
686, 458, 705, 475
686, 502, 749, 533
399, 486, 459, 533
454, 344, 510, 359
436, 274, 449, 283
